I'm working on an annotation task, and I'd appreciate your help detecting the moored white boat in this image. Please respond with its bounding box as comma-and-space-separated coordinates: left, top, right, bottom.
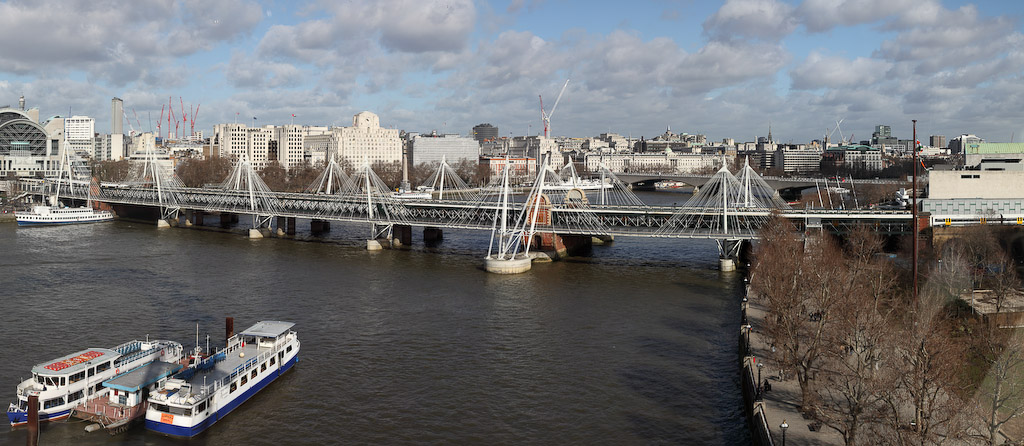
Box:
145, 321, 299, 438
15, 205, 113, 226
7, 340, 184, 426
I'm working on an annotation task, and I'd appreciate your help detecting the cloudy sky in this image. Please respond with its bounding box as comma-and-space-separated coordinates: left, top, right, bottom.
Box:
0, 0, 1022, 144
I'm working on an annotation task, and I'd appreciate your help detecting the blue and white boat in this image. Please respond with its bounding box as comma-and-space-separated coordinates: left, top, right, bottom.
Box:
15, 204, 113, 226
145, 321, 299, 438
7, 340, 184, 426
15, 136, 113, 226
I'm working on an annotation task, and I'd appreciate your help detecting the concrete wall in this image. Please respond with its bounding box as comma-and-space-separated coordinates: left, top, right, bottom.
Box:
929, 170, 1024, 200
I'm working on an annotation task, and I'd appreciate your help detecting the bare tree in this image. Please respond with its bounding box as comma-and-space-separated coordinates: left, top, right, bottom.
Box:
259, 161, 287, 191
882, 288, 975, 446
90, 160, 133, 182
753, 217, 851, 413
985, 253, 1020, 314
286, 161, 322, 192
176, 157, 232, 187
974, 328, 1024, 445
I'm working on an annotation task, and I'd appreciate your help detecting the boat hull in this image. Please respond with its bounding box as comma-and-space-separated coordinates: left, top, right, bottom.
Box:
144, 354, 298, 438
7, 408, 72, 426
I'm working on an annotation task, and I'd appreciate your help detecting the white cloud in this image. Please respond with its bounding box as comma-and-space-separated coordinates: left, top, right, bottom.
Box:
703, 0, 797, 42
790, 52, 892, 90
0, 0, 262, 87
795, 0, 921, 33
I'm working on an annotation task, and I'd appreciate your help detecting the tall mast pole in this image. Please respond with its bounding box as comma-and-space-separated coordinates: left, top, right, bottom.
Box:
912, 119, 918, 301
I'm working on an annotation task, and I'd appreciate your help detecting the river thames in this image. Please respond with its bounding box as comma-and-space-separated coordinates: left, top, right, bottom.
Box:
0, 191, 749, 445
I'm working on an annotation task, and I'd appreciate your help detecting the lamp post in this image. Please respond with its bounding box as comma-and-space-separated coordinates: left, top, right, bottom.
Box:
743, 324, 752, 353
780, 420, 789, 446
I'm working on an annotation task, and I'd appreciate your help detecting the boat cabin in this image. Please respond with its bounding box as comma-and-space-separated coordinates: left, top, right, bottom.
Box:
104, 361, 183, 407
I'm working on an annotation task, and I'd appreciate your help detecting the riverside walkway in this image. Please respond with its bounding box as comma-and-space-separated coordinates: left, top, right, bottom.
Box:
742, 286, 843, 446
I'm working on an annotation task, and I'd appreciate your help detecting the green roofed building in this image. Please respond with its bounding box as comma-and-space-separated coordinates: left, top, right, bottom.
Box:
965, 142, 1024, 168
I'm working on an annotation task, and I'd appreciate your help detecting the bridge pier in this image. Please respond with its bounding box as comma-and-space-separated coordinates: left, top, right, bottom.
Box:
424, 227, 444, 244
592, 235, 614, 245
530, 232, 568, 259
220, 213, 235, 228
310, 219, 331, 235
561, 234, 593, 256
392, 224, 412, 247
276, 217, 297, 236
717, 239, 743, 272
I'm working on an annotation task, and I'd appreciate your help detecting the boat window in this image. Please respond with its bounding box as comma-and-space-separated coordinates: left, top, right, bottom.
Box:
261, 363, 266, 372
153, 404, 170, 412
240, 375, 248, 386
94, 383, 104, 394
44, 376, 57, 387
34, 374, 42, 385
251, 370, 257, 379
197, 401, 207, 413
68, 390, 84, 403
96, 361, 111, 373
230, 382, 237, 393
286, 346, 292, 353
60, 377, 65, 386
87, 367, 95, 377
270, 357, 275, 366
70, 371, 86, 384
43, 397, 65, 410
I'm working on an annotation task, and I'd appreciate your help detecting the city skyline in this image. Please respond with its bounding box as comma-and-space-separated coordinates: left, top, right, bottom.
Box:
0, 0, 1022, 143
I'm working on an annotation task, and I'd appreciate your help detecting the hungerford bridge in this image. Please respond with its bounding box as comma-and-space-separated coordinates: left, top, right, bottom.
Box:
19, 155, 914, 273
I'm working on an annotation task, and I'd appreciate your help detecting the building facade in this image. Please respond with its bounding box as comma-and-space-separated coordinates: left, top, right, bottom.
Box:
64, 115, 95, 158
472, 123, 498, 143
0, 106, 58, 177
583, 152, 726, 174
409, 133, 479, 166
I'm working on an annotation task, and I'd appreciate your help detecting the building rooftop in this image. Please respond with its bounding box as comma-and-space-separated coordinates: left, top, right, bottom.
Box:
967, 143, 1024, 155
240, 321, 295, 339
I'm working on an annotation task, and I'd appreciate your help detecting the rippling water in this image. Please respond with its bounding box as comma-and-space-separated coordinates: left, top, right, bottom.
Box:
0, 191, 749, 445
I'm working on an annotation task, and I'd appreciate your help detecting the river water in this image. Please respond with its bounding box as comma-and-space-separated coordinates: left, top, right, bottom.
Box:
0, 191, 749, 445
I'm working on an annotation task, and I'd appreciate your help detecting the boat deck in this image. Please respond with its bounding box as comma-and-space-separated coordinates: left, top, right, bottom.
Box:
74, 398, 144, 431
192, 343, 262, 385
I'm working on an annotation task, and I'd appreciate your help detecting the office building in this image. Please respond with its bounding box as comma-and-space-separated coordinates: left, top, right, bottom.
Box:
409, 133, 479, 166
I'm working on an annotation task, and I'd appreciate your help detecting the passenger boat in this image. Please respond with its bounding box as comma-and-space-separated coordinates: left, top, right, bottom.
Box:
7, 340, 184, 426
145, 321, 299, 438
15, 137, 113, 226
655, 180, 687, 189
15, 204, 113, 226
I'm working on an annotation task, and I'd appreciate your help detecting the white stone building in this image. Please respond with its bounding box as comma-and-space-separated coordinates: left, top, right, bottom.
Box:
64, 115, 95, 158
583, 151, 727, 174
410, 133, 479, 166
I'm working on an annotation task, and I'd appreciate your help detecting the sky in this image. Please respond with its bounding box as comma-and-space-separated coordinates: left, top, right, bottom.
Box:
0, 0, 1022, 144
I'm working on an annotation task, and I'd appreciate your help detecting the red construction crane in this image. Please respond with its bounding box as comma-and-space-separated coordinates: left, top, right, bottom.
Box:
180, 97, 187, 138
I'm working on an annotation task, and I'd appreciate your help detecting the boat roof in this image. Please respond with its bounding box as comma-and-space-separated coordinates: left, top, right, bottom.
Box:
32, 348, 118, 376
239, 321, 294, 339
104, 361, 182, 393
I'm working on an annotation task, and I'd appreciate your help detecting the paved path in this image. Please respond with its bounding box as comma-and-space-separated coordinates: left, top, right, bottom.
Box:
744, 289, 844, 446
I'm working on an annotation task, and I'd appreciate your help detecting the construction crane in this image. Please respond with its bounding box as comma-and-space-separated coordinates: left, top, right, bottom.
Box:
539, 78, 569, 138
825, 118, 844, 146
191, 104, 200, 138
131, 108, 142, 136
180, 97, 187, 139
168, 96, 177, 140
121, 109, 137, 136
157, 104, 164, 140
